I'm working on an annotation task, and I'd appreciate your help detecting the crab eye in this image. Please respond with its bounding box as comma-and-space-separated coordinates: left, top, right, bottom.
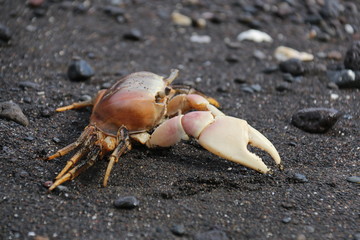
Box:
164, 87, 171, 95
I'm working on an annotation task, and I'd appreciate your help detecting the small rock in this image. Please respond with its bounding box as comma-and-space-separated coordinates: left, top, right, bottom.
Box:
279, 58, 305, 76
190, 34, 211, 43
18, 170, 29, 178
170, 224, 185, 236
19, 81, 40, 90
233, 76, 247, 84
103, 5, 125, 17
67, 57, 94, 81
344, 24, 354, 34
171, 12, 192, 26
276, 82, 292, 92
237, 29, 273, 43
25, 25, 37, 32
275, 46, 314, 62
23, 135, 34, 141
282, 73, 297, 83
0, 101, 29, 126
291, 108, 342, 133
292, 173, 308, 183
237, 15, 262, 29
344, 41, 360, 71
194, 230, 229, 240
225, 54, 239, 63
253, 50, 266, 60
327, 50, 342, 60
113, 196, 139, 209
27, 0, 45, 7
262, 65, 278, 74
346, 176, 360, 183
327, 69, 360, 89
224, 38, 241, 49
43, 181, 53, 188
0, 24, 11, 42
282, 216, 292, 223
123, 29, 142, 41
52, 137, 61, 143
319, 0, 342, 19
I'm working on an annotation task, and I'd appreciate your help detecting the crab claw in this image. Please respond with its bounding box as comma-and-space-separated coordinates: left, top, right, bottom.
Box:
188, 114, 282, 173
147, 111, 282, 173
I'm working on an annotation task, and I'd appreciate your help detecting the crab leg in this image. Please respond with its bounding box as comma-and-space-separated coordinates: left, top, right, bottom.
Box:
46, 126, 95, 160
49, 147, 100, 191
103, 128, 131, 187
146, 111, 282, 174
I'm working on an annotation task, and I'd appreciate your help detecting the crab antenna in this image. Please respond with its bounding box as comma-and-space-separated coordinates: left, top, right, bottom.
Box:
164, 69, 179, 85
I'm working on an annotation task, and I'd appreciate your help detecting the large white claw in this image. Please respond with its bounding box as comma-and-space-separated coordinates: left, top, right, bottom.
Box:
183, 113, 282, 173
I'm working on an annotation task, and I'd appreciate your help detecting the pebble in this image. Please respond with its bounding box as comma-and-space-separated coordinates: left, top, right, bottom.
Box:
225, 54, 239, 63
19, 81, 40, 90
282, 73, 302, 83
190, 35, 211, 44
237, 29, 273, 43
282, 216, 292, 223
0, 101, 29, 126
103, 5, 125, 17
67, 57, 94, 81
275, 46, 314, 62
0, 24, 11, 42
344, 41, 360, 71
240, 84, 261, 93
253, 50, 266, 60
171, 12, 192, 26
43, 181, 53, 188
346, 176, 360, 183
262, 65, 278, 74
291, 108, 342, 133
327, 69, 360, 89
344, 24, 354, 34
279, 58, 305, 76
319, 0, 342, 19
52, 137, 61, 143
237, 15, 262, 29
123, 29, 142, 41
194, 230, 229, 240
276, 82, 292, 92
292, 173, 308, 183
27, 0, 45, 7
113, 196, 139, 209
170, 224, 185, 236
327, 50, 342, 60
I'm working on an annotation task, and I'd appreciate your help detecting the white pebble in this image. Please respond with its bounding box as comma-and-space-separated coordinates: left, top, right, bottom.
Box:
190, 34, 211, 43
237, 29, 273, 43
330, 93, 339, 100
344, 24, 354, 34
274, 46, 314, 61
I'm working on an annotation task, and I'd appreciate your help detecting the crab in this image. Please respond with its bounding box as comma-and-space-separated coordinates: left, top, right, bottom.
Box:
46, 69, 282, 190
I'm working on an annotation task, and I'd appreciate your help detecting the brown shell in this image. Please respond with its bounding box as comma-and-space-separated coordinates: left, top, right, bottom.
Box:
90, 72, 167, 135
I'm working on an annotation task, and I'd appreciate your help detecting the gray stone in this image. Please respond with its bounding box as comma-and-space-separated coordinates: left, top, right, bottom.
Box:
0, 101, 29, 126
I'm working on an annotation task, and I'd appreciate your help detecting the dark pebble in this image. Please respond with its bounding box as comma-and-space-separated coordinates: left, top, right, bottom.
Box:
344, 41, 360, 71
319, 0, 341, 19
19, 81, 40, 90
40, 108, 54, 118
292, 173, 308, 183
279, 58, 305, 76
0, 101, 29, 126
327, 70, 360, 89
233, 76, 247, 84
52, 137, 61, 143
282, 73, 302, 83
18, 170, 29, 178
67, 57, 94, 81
240, 84, 261, 93
225, 54, 239, 63
23, 97, 32, 103
33, 7, 47, 17
291, 108, 342, 133
281, 200, 296, 209
103, 5, 125, 17
276, 82, 292, 92
170, 224, 185, 236
194, 230, 229, 240
262, 65, 278, 74
237, 15, 262, 29
346, 176, 360, 183
23, 135, 35, 141
123, 29, 142, 41
0, 24, 11, 42
43, 181, 53, 188
282, 216, 292, 223
113, 196, 139, 209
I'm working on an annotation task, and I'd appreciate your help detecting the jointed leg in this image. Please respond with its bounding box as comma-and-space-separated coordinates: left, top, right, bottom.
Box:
103, 127, 131, 187
46, 126, 95, 160
49, 147, 101, 191
56, 100, 93, 112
